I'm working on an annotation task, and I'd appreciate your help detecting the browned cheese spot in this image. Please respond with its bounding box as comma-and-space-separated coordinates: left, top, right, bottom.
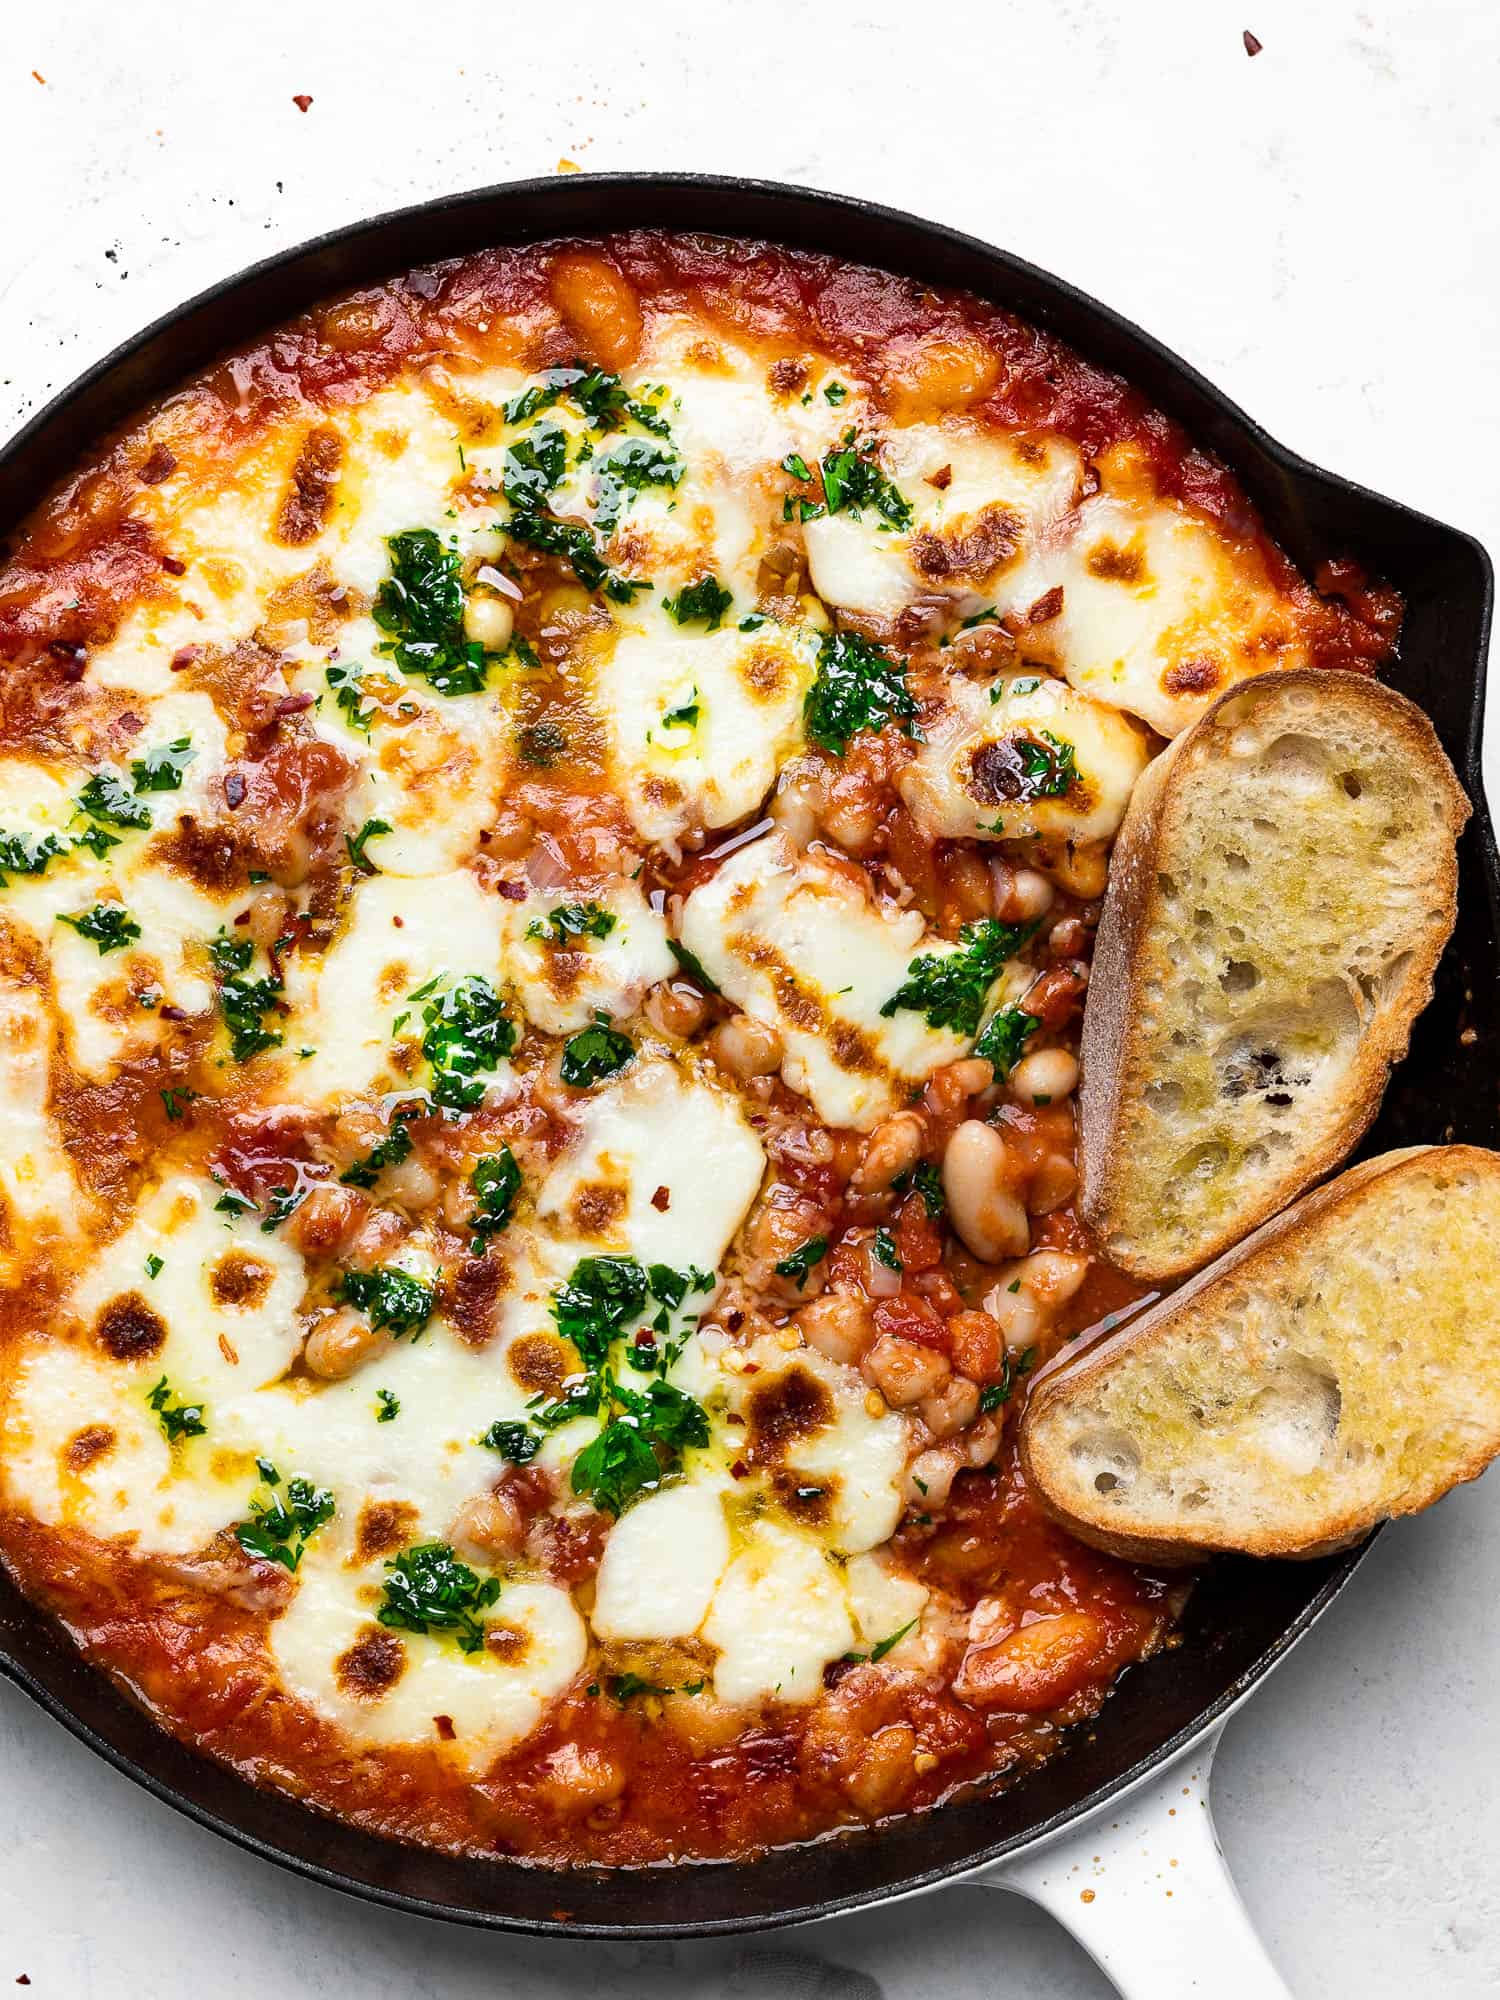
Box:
335, 1625, 406, 1700
260, 561, 363, 645
276, 426, 344, 547
770, 1465, 837, 1526
96, 1293, 167, 1362
909, 504, 1022, 584
570, 1180, 626, 1238
1085, 539, 1146, 584
1162, 656, 1224, 696
967, 734, 1084, 808
767, 357, 809, 397
64, 1423, 116, 1471
745, 1364, 834, 1464
508, 1331, 573, 1396
741, 645, 789, 700
444, 1254, 507, 1349
485, 1622, 532, 1664
354, 1499, 419, 1563
210, 1250, 274, 1309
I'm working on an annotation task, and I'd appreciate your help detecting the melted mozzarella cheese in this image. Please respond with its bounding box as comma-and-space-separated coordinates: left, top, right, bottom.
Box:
1024, 448, 1310, 737
703, 1521, 855, 1707
0, 980, 84, 1267
844, 1552, 929, 1663
503, 879, 675, 1035
591, 1479, 731, 1641
804, 427, 1081, 623
679, 832, 976, 1130
900, 669, 1152, 846
533, 1055, 766, 1281
598, 623, 818, 844
0, 1339, 241, 1554
270, 1551, 586, 1773
281, 868, 507, 1106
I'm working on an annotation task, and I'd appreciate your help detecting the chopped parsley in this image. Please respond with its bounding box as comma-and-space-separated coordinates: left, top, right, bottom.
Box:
803, 629, 919, 756
661, 692, 701, 729
417, 974, 517, 1110
344, 816, 391, 875
480, 1418, 540, 1463
469, 1147, 521, 1244
824, 381, 849, 406
973, 1004, 1040, 1078
552, 1255, 650, 1365
159, 1085, 198, 1122
592, 435, 684, 532
76, 771, 151, 831
979, 1344, 1037, 1412
213, 1188, 256, 1219
872, 1227, 902, 1272
845, 1617, 919, 1665
372, 528, 492, 698
500, 418, 568, 510
338, 1265, 437, 1338
375, 1387, 400, 1423
775, 1235, 828, 1289
570, 1378, 710, 1516
820, 436, 913, 529
911, 1161, 946, 1218
526, 902, 616, 945
662, 576, 733, 630
981, 728, 1078, 800
146, 1376, 206, 1444
377, 1542, 500, 1654
259, 1184, 308, 1233
0, 829, 71, 885
130, 736, 196, 793
209, 931, 283, 1063
326, 663, 377, 734
560, 1013, 633, 1088
503, 364, 672, 439
339, 1103, 420, 1188
234, 1462, 335, 1572
503, 511, 647, 604
144, 1253, 164, 1280
880, 917, 1034, 1038
667, 938, 720, 992
57, 903, 140, 953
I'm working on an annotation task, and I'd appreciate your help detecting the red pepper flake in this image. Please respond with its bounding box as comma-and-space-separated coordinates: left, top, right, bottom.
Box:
170, 645, 200, 672
926, 465, 953, 491
224, 772, 247, 809
161, 555, 187, 576
496, 879, 527, 901
729, 1459, 748, 1480
233, 909, 251, 927
272, 690, 315, 718
1027, 585, 1065, 624
1243, 28, 1263, 54
139, 443, 177, 485
159, 1003, 188, 1023
392, 914, 405, 928
30, 69, 44, 83
116, 710, 144, 736
651, 1185, 671, 1212
432, 1713, 456, 1740
292, 93, 314, 112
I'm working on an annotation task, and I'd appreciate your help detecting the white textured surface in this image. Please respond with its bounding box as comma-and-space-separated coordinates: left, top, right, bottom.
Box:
2, 1, 1498, 1993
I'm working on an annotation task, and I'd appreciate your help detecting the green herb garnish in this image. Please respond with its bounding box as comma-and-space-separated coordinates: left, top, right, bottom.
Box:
375, 1388, 400, 1423
209, 930, 283, 1062
873, 1227, 902, 1272
820, 437, 913, 529
372, 528, 491, 697
479, 1418, 540, 1463
803, 629, 919, 756
880, 918, 1034, 1038
526, 902, 616, 944
234, 1462, 335, 1571
57, 903, 140, 953
663, 576, 733, 630
130, 737, 195, 793
559, 1013, 633, 1088
469, 1147, 521, 1244
973, 1004, 1040, 1078
147, 1376, 206, 1444
338, 1265, 437, 1338
418, 975, 517, 1110
775, 1235, 828, 1289
377, 1541, 500, 1653
345, 816, 392, 874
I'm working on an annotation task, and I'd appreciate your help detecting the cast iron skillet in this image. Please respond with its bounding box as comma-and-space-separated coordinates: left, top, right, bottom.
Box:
0, 174, 1493, 1939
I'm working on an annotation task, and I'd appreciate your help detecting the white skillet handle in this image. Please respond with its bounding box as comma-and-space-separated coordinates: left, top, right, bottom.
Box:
973, 1724, 1294, 1998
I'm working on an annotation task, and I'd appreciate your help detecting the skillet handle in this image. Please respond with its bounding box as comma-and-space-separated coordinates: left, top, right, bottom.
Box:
974, 1724, 1295, 1998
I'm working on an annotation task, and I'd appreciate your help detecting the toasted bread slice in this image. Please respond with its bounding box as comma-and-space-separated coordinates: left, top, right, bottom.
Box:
1079, 669, 1468, 1280
1021, 1146, 1500, 1562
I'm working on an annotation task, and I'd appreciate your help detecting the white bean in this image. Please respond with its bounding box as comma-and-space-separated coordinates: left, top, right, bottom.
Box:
797, 1291, 875, 1366
854, 1111, 926, 1193
463, 591, 515, 651
864, 1334, 950, 1408
710, 1012, 783, 1079
905, 1446, 963, 1508
983, 1249, 1089, 1350
919, 1374, 981, 1440
448, 1488, 526, 1562
303, 1307, 389, 1380
942, 1121, 1030, 1263
1008, 1047, 1080, 1106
